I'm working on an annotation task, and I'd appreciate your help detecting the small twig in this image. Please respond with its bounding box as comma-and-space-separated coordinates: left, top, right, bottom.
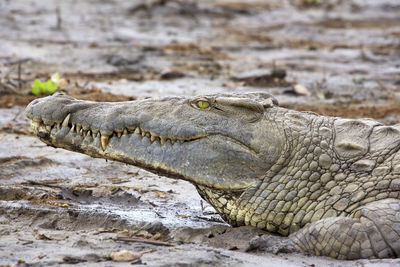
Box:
17, 62, 22, 90
0, 80, 18, 94
195, 215, 225, 223
4, 58, 31, 66
25, 180, 65, 189
56, 7, 62, 30
116, 237, 173, 247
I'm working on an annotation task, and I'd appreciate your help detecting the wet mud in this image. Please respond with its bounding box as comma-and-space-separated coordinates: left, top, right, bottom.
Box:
1, 0, 400, 266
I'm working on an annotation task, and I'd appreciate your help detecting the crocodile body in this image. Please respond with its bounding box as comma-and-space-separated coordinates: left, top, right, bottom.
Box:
25, 93, 400, 259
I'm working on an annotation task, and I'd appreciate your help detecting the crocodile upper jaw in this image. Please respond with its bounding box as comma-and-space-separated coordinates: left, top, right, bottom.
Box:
25, 93, 273, 191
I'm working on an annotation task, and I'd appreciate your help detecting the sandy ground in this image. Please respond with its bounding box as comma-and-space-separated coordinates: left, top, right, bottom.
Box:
1, 0, 400, 266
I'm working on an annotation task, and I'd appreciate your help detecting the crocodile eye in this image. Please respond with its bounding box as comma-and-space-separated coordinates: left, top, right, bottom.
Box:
196, 100, 210, 109
191, 98, 212, 110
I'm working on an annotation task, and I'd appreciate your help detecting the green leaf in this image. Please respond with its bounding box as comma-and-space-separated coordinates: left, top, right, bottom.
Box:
31, 79, 44, 95
31, 78, 58, 95
43, 80, 57, 94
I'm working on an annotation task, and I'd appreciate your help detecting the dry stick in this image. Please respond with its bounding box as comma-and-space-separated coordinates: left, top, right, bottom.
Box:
116, 236, 174, 247
56, 7, 62, 30
18, 62, 21, 90
0, 80, 18, 94
25, 180, 65, 189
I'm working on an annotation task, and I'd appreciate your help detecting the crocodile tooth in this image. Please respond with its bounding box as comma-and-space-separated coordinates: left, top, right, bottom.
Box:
62, 114, 70, 128
160, 136, 166, 145
70, 124, 75, 132
46, 125, 51, 132
62, 114, 71, 127
170, 139, 175, 145
76, 124, 81, 133
117, 132, 122, 138
87, 130, 91, 136
123, 128, 128, 135
134, 128, 141, 134
39, 124, 47, 133
31, 121, 40, 133
79, 128, 84, 135
101, 135, 109, 151
150, 135, 156, 142
142, 131, 146, 137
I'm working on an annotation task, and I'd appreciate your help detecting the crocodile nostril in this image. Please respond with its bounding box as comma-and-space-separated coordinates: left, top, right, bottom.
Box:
30, 99, 40, 106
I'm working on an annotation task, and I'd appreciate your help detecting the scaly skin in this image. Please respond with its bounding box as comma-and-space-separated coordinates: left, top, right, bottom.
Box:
25, 93, 400, 259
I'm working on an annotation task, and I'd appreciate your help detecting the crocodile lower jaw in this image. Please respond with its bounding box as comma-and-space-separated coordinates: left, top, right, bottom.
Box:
30, 113, 205, 151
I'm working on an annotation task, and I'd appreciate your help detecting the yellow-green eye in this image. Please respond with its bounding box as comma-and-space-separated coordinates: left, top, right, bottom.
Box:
197, 100, 210, 109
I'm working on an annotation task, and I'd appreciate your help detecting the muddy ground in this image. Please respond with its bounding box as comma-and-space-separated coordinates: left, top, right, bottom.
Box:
1, 0, 400, 266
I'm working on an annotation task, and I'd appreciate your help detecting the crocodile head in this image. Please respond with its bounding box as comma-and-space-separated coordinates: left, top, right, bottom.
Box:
25, 92, 286, 216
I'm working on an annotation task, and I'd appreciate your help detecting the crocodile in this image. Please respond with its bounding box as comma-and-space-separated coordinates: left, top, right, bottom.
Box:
25, 92, 400, 260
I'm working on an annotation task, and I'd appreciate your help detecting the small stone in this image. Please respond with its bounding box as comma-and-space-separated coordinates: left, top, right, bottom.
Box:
160, 70, 185, 80
293, 84, 311, 96
110, 250, 142, 262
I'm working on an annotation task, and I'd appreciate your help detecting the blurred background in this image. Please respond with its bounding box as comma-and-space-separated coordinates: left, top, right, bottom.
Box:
1, 0, 399, 122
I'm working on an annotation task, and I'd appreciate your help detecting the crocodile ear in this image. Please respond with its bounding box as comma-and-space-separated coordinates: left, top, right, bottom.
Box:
243, 92, 278, 108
